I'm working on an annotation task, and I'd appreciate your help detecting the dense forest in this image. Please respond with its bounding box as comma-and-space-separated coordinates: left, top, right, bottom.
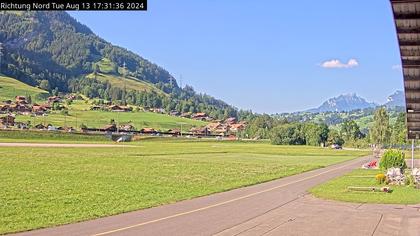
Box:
0, 11, 237, 119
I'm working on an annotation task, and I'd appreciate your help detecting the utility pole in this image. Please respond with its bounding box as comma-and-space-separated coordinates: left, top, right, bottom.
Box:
169, 77, 173, 87
412, 139, 415, 169
122, 62, 127, 105
122, 61, 127, 78
0, 43, 3, 75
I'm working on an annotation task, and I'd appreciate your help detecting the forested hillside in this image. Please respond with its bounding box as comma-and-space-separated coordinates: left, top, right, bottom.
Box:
0, 11, 237, 119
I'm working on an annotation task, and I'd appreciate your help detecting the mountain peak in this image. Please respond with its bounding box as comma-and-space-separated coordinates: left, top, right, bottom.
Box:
307, 93, 377, 113
385, 90, 405, 108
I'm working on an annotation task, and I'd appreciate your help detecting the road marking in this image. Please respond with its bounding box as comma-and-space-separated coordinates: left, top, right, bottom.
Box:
92, 157, 368, 236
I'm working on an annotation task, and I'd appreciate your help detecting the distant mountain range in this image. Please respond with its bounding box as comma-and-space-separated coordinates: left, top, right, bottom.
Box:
305, 91, 405, 113
384, 90, 405, 108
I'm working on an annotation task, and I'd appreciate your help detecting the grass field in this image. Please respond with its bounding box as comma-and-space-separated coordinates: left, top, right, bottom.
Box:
14, 109, 206, 131
310, 169, 420, 205
0, 141, 368, 234
2, 73, 201, 131
86, 73, 165, 95
13, 100, 207, 131
0, 75, 49, 102
0, 130, 110, 143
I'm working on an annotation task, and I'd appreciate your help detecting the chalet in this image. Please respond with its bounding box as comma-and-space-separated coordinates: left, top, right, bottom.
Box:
34, 124, 47, 130
167, 128, 181, 136
48, 125, 62, 131
0, 105, 10, 112
141, 127, 156, 134
15, 122, 29, 129
180, 112, 192, 118
215, 127, 229, 136
205, 116, 214, 121
32, 105, 49, 115
15, 104, 32, 113
0, 115, 15, 126
109, 105, 132, 112
190, 127, 209, 136
170, 111, 180, 116
120, 106, 133, 112
206, 122, 223, 131
48, 96, 62, 103
103, 124, 117, 132
224, 117, 237, 125
65, 127, 76, 133
150, 108, 165, 113
207, 123, 229, 136
65, 94, 77, 101
15, 96, 27, 103
90, 105, 102, 111
229, 123, 246, 133
17, 100, 28, 105
192, 112, 209, 120
119, 124, 136, 132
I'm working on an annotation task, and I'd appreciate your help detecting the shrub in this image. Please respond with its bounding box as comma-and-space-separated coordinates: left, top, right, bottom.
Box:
379, 149, 407, 171
404, 174, 415, 187
375, 173, 386, 184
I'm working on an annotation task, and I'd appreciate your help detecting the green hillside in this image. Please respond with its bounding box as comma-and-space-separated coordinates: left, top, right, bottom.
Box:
0, 75, 49, 102
0, 12, 237, 119
14, 100, 206, 131
86, 73, 165, 95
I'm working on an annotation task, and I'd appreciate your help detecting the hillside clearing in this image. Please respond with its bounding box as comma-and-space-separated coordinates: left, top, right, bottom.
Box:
86, 73, 165, 95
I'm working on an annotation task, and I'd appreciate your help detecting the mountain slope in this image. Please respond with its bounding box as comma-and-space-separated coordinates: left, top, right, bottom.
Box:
0, 75, 48, 101
384, 90, 405, 108
0, 11, 237, 119
307, 93, 377, 113
0, 11, 174, 89
86, 73, 166, 96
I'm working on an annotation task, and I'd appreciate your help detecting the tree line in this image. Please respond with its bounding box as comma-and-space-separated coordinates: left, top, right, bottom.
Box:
239, 107, 408, 147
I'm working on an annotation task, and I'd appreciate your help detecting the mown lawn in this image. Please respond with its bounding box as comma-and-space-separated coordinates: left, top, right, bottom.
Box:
0, 141, 368, 234
0, 130, 110, 143
310, 169, 420, 205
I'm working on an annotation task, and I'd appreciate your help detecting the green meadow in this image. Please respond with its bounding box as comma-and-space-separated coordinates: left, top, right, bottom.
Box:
86, 73, 165, 95
14, 100, 206, 131
0, 141, 368, 234
0, 75, 49, 102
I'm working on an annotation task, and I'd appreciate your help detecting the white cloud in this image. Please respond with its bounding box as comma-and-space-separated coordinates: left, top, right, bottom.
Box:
391, 64, 402, 70
320, 58, 359, 69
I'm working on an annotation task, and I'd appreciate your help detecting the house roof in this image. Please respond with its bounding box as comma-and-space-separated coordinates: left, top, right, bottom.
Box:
391, 0, 420, 139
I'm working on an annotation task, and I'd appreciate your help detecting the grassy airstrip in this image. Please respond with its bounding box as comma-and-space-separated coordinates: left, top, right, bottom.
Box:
0, 139, 368, 234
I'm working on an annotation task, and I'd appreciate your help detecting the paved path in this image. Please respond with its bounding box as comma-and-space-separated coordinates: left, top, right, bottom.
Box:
13, 156, 420, 236
0, 142, 127, 148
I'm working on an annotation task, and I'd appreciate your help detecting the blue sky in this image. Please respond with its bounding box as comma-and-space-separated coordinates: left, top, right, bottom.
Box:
69, 0, 403, 113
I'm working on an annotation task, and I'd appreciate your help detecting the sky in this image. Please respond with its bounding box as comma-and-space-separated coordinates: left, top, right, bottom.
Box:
69, 0, 404, 113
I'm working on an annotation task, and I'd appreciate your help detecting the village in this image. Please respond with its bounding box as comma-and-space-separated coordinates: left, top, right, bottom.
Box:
0, 95, 247, 139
